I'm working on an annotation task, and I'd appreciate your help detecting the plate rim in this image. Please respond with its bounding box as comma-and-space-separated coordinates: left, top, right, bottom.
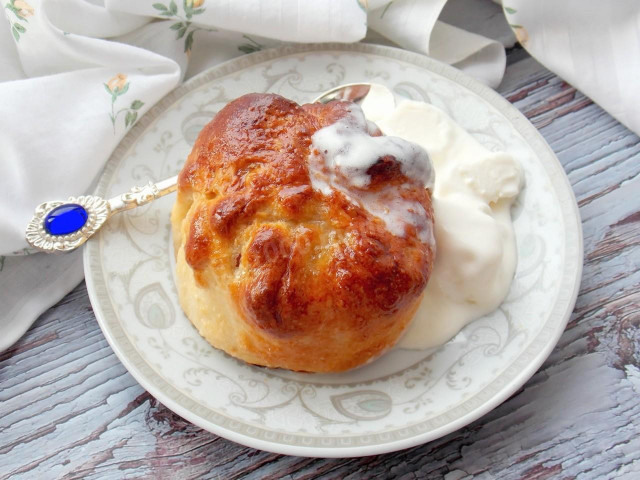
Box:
84, 42, 583, 458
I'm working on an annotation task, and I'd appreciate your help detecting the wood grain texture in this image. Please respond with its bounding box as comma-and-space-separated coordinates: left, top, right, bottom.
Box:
1, 52, 639, 480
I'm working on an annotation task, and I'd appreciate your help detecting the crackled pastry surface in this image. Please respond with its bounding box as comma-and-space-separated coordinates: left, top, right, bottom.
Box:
171, 93, 435, 372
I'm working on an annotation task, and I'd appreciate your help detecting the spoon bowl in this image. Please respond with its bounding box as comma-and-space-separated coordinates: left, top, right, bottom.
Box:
312, 82, 374, 104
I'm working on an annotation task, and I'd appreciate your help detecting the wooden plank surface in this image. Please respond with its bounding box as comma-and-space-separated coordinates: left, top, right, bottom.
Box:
1, 50, 639, 480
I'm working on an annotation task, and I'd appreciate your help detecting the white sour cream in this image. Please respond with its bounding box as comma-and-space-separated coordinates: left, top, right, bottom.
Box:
366, 96, 523, 349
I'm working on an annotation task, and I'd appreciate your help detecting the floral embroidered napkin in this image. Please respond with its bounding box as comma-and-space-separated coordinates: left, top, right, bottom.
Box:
0, 0, 509, 351
1, 0, 638, 351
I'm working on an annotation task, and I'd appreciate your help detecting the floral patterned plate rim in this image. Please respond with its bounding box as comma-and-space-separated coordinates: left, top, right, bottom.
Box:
84, 43, 583, 458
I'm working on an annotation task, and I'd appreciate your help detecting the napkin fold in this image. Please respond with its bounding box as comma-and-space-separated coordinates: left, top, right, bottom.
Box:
504, 0, 640, 135
0, 250, 83, 352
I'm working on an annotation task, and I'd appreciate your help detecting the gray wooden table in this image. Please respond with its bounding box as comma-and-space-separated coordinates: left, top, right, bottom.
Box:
2, 47, 639, 480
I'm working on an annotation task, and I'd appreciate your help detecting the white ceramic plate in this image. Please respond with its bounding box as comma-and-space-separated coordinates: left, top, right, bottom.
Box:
85, 44, 582, 458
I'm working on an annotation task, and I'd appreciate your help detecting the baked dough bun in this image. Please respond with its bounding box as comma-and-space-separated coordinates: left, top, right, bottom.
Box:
171, 93, 434, 372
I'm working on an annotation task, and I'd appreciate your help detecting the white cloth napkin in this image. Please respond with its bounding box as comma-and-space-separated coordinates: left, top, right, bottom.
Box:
2, 0, 638, 351
503, 0, 640, 135
0, 0, 509, 351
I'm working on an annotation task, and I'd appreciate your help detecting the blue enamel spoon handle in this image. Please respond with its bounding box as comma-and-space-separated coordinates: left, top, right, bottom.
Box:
25, 175, 177, 253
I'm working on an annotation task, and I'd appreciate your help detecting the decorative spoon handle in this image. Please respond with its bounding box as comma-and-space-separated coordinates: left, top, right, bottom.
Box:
107, 175, 178, 214
25, 175, 177, 253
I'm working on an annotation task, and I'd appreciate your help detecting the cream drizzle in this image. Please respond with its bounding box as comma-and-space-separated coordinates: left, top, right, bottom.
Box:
308, 104, 435, 244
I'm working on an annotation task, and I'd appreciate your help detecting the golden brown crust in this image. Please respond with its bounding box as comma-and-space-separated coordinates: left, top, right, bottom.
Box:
172, 93, 434, 372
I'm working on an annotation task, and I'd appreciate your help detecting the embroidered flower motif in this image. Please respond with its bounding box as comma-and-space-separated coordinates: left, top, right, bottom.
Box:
152, 0, 213, 53
4, 0, 33, 41
14, 0, 33, 17
504, 6, 529, 46
513, 26, 529, 46
104, 74, 145, 134
106, 73, 128, 94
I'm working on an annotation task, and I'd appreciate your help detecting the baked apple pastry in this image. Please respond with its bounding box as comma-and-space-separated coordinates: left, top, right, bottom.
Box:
171, 93, 435, 372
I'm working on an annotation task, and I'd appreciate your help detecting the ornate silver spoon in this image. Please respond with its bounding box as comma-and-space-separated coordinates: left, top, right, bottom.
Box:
25, 83, 377, 253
